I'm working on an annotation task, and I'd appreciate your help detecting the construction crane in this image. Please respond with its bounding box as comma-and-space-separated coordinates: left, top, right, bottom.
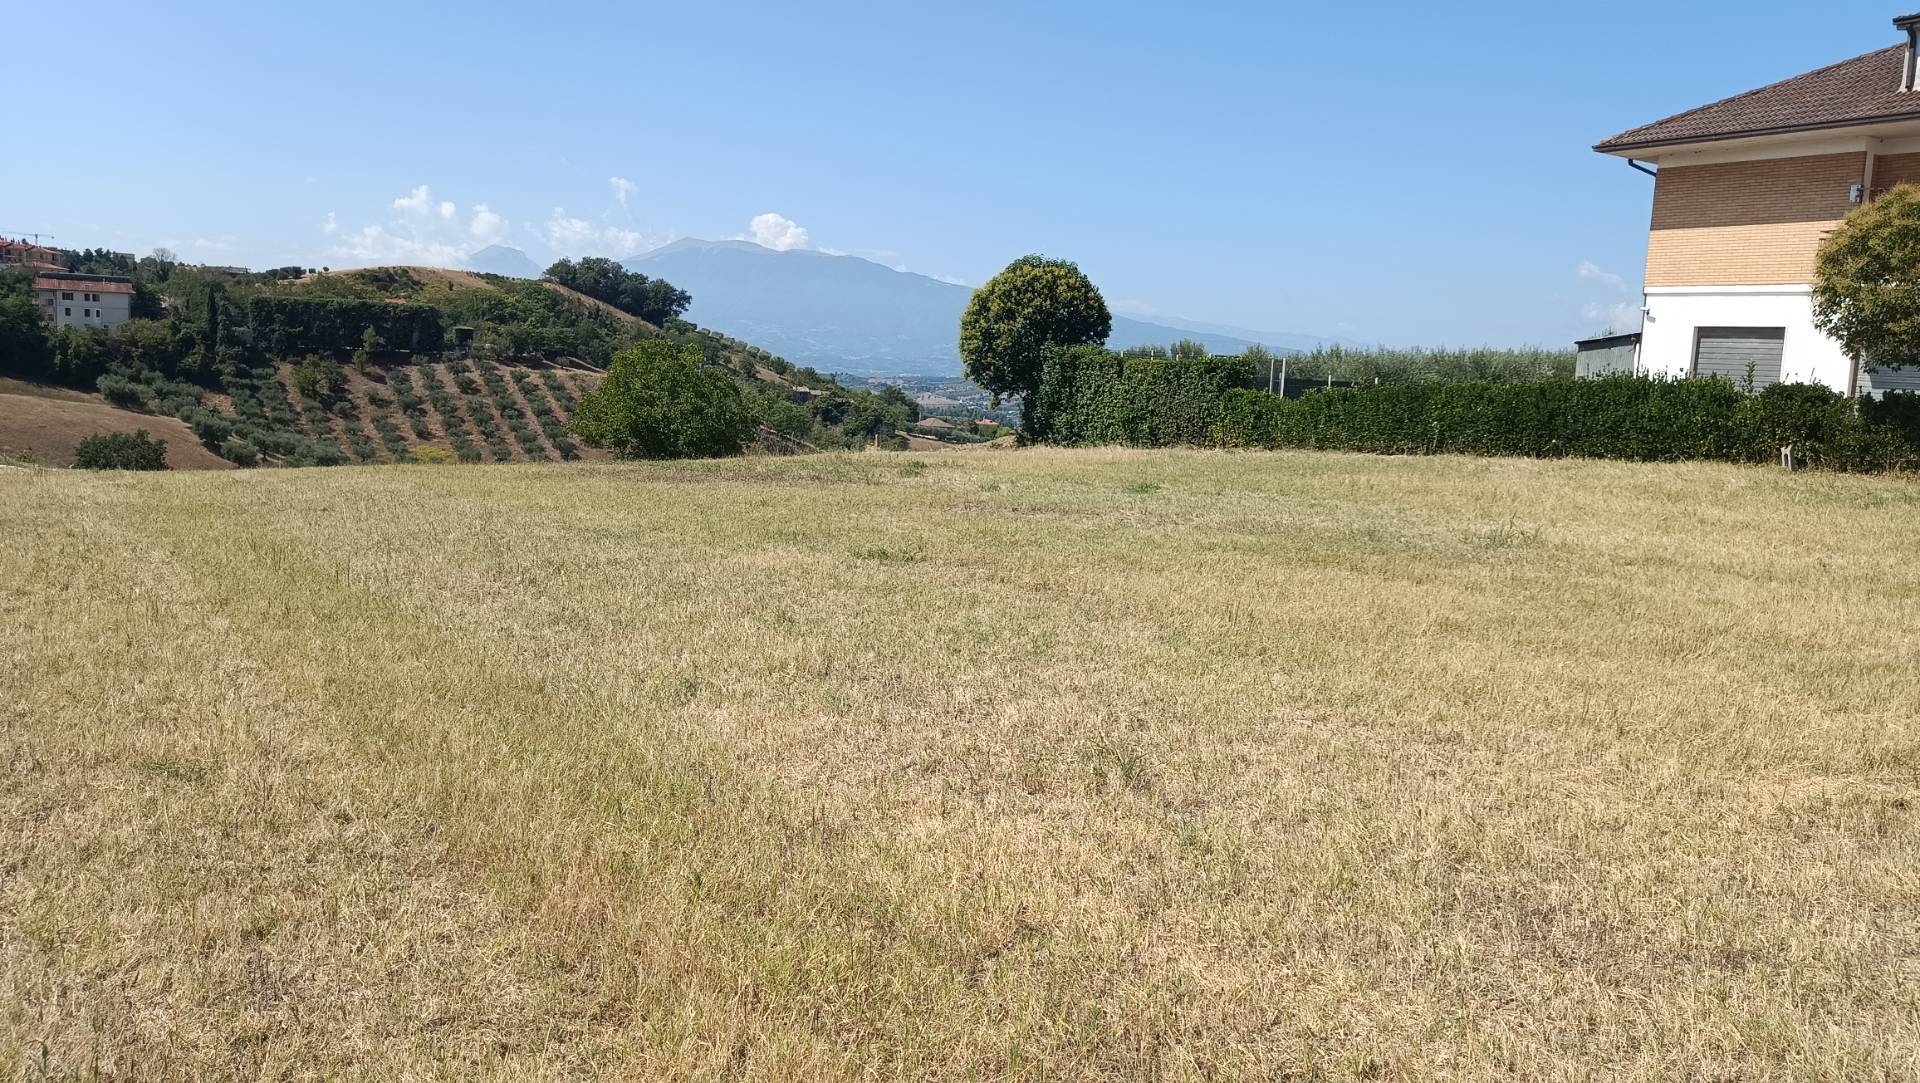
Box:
0, 230, 56, 245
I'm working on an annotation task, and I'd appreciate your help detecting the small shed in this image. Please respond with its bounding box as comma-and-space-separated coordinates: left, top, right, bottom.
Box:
1575, 331, 1640, 378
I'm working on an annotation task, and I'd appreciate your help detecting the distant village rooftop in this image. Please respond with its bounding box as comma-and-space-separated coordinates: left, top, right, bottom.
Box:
0, 238, 64, 271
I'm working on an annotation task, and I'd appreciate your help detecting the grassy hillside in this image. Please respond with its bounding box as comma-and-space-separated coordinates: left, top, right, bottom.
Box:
4, 449, 1916, 1079
2, 260, 925, 467
276, 265, 851, 398
0, 377, 232, 469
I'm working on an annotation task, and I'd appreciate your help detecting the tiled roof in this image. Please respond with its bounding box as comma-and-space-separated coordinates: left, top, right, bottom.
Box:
1596, 45, 1920, 152
32, 276, 132, 294
0, 240, 61, 261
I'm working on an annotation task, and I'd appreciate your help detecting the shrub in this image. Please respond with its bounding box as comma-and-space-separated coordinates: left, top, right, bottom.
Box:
410, 446, 456, 464
252, 429, 302, 456
1862, 390, 1920, 446
1210, 376, 1920, 472
96, 374, 150, 410
572, 340, 755, 459
308, 442, 349, 467
1027, 347, 1257, 445
187, 409, 236, 449
293, 353, 344, 402
1263, 345, 1576, 386
221, 436, 259, 466
247, 295, 444, 354
74, 429, 169, 470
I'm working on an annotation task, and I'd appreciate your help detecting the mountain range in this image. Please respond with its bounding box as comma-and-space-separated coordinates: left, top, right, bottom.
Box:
614, 239, 1350, 376
466, 244, 544, 278
461, 239, 1351, 375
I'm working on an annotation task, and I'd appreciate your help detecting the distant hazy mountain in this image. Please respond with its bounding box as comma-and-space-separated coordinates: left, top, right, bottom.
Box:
467, 245, 543, 279
625, 239, 1340, 376
1131, 314, 1364, 353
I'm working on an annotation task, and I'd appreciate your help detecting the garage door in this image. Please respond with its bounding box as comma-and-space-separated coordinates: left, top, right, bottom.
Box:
1693, 327, 1784, 387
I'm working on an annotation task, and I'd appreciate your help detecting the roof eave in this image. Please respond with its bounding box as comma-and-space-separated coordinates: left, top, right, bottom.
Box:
1594, 112, 1920, 156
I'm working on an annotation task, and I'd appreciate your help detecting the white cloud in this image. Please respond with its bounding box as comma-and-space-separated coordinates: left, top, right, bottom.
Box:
609, 176, 637, 206
469, 203, 506, 244
329, 183, 494, 268
1577, 260, 1628, 292
541, 207, 652, 258
1577, 260, 1640, 333
1583, 301, 1644, 333
334, 224, 468, 268
745, 212, 810, 251
393, 184, 436, 215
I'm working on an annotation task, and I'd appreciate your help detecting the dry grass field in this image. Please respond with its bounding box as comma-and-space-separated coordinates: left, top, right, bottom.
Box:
2, 448, 1917, 1081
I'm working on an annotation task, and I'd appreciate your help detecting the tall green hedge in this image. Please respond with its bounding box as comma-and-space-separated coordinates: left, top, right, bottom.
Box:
1213, 377, 1920, 472
247, 296, 445, 355
1027, 345, 1257, 445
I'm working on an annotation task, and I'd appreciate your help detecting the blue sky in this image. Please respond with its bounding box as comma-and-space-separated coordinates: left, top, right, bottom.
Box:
1, 1, 1905, 345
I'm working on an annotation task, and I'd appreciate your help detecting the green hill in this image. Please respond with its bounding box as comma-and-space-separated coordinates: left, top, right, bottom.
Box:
0, 256, 922, 468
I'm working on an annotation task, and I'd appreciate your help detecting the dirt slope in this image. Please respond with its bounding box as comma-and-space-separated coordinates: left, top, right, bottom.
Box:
0, 384, 232, 469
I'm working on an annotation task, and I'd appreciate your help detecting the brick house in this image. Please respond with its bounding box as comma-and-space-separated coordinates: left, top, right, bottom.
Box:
1596, 11, 1920, 395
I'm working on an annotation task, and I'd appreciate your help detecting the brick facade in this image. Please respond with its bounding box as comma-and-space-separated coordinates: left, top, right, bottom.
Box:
1873, 150, 1920, 189
1645, 153, 1865, 286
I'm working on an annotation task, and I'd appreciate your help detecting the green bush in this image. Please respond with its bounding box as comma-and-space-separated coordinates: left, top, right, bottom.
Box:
187, 408, 236, 449
307, 442, 349, 467
96, 374, 150, 410
572, 340, 755, 460
74, 429, 169, 470
1211, 377, 1920, 472
1027, 346, 1257, 445
1862, 390, 1920, 446
220, 436, 259, 466
1269, 345, 1576, 386
247, 296, 444, 354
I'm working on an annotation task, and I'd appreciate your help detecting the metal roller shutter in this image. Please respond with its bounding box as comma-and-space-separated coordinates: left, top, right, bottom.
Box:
1693, 327, 1784, 387
1859, 363, 1920, 397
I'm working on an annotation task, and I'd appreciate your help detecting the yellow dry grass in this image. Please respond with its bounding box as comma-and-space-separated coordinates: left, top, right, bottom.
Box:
2, 448, 1917, 1081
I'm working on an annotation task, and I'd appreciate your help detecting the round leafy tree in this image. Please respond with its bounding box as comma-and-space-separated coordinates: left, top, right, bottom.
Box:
959, 255, 1111, 401
571, 340, 755, 459
1813, 183, 1920, 370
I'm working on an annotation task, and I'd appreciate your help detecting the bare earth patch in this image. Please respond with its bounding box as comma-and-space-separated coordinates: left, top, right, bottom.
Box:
0, 391, 232, 469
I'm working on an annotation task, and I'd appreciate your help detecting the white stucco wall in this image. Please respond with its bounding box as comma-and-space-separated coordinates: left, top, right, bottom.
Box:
36, 286, 131, 330
1638, 285, 1853, 392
